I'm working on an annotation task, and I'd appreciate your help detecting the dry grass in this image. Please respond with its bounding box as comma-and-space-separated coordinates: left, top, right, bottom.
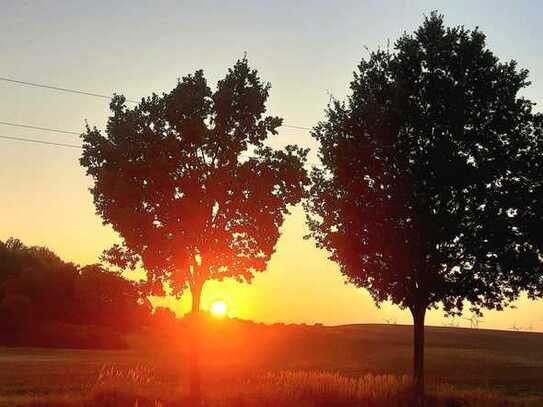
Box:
217, 371, 414, 407
2, 325, 543, 406
6, 367, 541, 407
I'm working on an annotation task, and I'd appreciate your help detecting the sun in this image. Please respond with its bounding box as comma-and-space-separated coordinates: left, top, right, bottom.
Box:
210, 300, 228, 318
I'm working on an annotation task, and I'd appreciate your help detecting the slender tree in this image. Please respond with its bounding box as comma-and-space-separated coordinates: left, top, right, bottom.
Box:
305, 13, 542, 404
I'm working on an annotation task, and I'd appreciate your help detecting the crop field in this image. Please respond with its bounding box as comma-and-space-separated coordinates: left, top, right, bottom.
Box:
1, 324, 542, 406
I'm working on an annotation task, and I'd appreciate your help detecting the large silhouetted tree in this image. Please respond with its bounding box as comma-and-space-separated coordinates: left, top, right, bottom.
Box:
80, 58, 308, 401
522, 114, 543, 302
305, 13, 542, 404
81, 57, 307, 312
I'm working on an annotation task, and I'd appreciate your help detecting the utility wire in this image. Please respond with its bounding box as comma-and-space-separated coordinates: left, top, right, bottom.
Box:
0, 135, 82, 149
0, 76, 139, 104
0, 121, 80, 135
0, 120, 307, 140
0, 76, 312, 130
0, 121, 309, 151
282, 124, 311, 130
0, 128, 317, 152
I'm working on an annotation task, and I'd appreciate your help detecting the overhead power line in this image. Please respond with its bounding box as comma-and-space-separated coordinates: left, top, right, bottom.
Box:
0, 120, 308, 140
0, 135, 82, 149
0, 76, 312, 130
282, 124, 311, 130
0, 76, 139, 104
0, 121, 308, 151
0, 121, 80, 136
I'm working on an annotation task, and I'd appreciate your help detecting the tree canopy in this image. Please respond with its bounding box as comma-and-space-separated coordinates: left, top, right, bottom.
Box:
81, 58, 308, 311
304, 12, 543, 400
0, 238, 150, 347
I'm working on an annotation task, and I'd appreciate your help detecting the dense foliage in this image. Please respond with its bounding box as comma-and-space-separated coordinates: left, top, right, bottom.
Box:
81, 58, 308, 311
305, 12, 543, 399
0, 238, 151, 348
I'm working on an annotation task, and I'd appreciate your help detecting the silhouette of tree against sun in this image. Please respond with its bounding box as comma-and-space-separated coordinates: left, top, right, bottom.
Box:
305, 12, 543, 405
81, 58, 308, 312
80, 58, 308, 402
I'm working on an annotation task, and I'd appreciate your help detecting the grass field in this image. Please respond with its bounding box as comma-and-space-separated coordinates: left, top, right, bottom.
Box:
1, 323, 543, 406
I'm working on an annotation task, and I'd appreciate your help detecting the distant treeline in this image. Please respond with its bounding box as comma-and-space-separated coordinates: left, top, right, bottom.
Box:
0, 238, 159, 348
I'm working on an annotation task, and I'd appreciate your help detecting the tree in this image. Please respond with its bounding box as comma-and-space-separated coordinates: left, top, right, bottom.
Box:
0, 239, 78, 324
521, 114, 543, 303
75, 264, 151, 331
0, 238, 150, 348
81, 57, 307, 313
305, 13, 542, 404
80, 58, 308, 401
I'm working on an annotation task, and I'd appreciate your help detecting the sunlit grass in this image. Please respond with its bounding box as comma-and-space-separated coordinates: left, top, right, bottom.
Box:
2, 325, 543, 406
4, 366, 540, 406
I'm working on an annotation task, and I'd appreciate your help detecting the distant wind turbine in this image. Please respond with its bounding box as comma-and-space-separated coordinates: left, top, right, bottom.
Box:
464, 314, 484, 329
510, 322, 521, 332
444, 317, 461, 328
383, 317, 398, 325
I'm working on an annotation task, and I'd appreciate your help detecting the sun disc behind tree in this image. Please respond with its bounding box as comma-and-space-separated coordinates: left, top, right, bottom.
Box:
210, 300, 228, 318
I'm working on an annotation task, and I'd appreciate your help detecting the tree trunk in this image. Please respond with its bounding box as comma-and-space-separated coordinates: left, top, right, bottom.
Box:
191, 280, 203, 313
188, 280, 204, 405
412, 305, 426, 407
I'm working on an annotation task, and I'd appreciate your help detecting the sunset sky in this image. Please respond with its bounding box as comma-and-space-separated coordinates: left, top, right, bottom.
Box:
1, 0, 542, 331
